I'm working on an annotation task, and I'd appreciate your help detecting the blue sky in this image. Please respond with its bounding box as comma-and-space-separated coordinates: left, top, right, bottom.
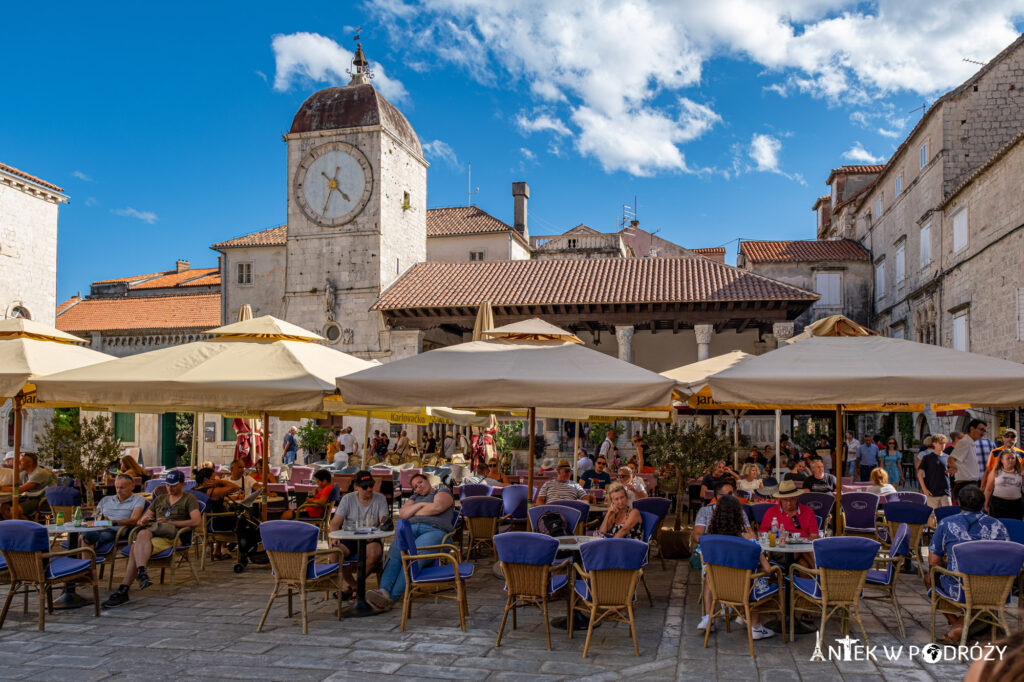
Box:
2, 1, 1023, 303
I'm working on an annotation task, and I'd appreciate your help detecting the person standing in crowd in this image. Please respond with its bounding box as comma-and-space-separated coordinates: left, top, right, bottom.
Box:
855, 432, 880, 482
844, 431, 860, 477
974, 426, 996, 489
984, 449, 1023, 520
283, 425, 298, 465
424, 430, 437, 454
917, 433, 951, 510
631, 432, 646, 471
393, 430, 409, 458
982, 428, 1024, 490
882, 437, 904, 487
442, 431, 456, 458
326, 428, 342, 463
948, 419, 987, 501
599, 429, 617, 462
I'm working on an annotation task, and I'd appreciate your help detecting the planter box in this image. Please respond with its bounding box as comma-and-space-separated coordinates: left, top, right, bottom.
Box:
659, 528, 692, 558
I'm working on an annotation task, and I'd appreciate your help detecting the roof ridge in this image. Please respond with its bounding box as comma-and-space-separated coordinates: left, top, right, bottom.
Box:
0, 161, 64, 193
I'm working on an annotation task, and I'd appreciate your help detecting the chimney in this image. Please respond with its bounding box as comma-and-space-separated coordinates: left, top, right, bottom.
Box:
175, 260, 190, 273
512, 182, 529, 237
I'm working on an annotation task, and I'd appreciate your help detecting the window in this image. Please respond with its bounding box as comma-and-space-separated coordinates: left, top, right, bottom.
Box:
113, 413, 135, 442
875, 197, 882, 219
222, 417, 236, 442
236, 262, 253, 285
919, 223, 931, 268
895, 243, 905, 283
567, 238, 578, 249
10, 306, 30, 319
952, 208, 968, 253
919, 142, 928, 169
874, 261, 885, 299
952, 311, 969, 351
814, 272, 842, 306
894, 173, 903, 195
469, 250, 485, 261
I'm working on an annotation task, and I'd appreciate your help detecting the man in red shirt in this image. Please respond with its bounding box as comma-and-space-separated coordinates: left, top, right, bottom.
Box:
760, 480, 818, 566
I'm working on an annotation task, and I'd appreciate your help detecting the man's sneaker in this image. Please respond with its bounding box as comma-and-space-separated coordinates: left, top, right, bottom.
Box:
751, 625, 776, 640
102, 588, 129, 609
137, 571, 154, 590
696, 614, 714, 631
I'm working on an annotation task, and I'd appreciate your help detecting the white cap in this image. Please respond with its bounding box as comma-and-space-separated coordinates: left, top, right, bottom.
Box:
3, 452, 14, 461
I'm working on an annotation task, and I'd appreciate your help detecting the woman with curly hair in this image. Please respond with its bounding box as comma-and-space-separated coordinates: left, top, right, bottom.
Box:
698, 494, 775, 639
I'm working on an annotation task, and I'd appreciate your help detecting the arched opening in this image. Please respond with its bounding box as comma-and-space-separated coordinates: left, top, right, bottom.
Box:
10, 306, 30, 319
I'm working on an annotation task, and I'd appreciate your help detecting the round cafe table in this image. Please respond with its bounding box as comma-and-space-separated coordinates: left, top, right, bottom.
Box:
327, 528, 395, 617
45, 523, 109, 609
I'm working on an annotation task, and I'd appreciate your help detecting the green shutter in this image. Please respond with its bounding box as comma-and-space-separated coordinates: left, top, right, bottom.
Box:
223, 417, 237, 442
113, 413, 135, 442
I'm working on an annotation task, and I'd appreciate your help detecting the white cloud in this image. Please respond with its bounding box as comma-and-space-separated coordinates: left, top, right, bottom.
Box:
877, 127, 902, 139
111, 207, 158, 224
749, 134, 783, 173
516, 112, 571, 137
84, 197, 98, 207
270, 32, 409, 104
842, 142, 885, 163
520, 147, 535, 160
71, 170, 92, 182
422, 139, 460, 168
254, 69, 268, 83
370, 0, 1024, 175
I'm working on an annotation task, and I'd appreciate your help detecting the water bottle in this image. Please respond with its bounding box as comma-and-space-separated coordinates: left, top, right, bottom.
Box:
73, 506, 83, 527
55, 511, 65, 526
770, 518, 779, 537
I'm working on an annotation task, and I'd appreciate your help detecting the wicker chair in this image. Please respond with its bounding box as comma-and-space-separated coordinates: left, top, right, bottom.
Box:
700, 534, 786, 657
840, 492, 880, 538
997, 518, 1024, 628
789, 536, 880, 645
494, 533, 571, 650
0, 520, 101, 631
256, 520, 342, 635
637, 510, 660, 606
117, 524, 200, 589
749, 503, 774, 530
863, 522, 910, 637
883, 502, 932, 578
571, 538, 648, 658
499, 485, 530, 532
800, 492, 835, 530
459, 496, 504, 560
527, 505, 583, 537
930, 539, 1024, 650
395, 519, 474, 631
632, 497, 672, 569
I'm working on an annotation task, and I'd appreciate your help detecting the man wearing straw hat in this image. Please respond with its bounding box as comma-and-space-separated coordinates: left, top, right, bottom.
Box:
760, 480, 817, 566
536, 459, 588, 505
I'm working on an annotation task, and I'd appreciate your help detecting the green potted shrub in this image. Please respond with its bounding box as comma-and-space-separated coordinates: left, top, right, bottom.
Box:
644, 422, 735, 557
37, 411, 123, 509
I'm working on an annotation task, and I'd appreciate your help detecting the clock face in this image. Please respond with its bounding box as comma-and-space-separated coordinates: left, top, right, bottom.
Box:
294, 142, 373, 227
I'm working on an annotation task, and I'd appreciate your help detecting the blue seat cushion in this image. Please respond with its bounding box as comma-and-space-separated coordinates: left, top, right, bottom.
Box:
844, 526, 877, 533
792, 575, 821, 600
549, 574, 568, 594
574, 578, 591, 602
120, 545, 181, 560
935, 575, 965, 603
413, 562, 474, 583
0, 554, 6, 571
46, 557, 97, 580
750, 578, 779, 602
865, 568, 892, 586
308, 562, 339, 580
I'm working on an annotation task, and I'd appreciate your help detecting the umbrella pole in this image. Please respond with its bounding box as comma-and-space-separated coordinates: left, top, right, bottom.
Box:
834, 405, 844, 535
572, 420, 581, 483
11, 392, 23, 519
527, 408, 536, 501
261, 412, 270, 523
774, 409, 781, 474
362, 414, 370, 469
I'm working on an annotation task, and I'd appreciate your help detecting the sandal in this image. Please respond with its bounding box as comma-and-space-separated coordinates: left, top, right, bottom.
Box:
938, 628, 963, 645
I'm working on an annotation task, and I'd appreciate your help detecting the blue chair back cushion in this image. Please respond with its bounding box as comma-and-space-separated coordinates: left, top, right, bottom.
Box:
259, 520, 319, 553
751, 503, 774, 526
998, 518, 1024, 545
0, 520, 50, 552
953, 540, 1024, 576
44, 486, 82, 507
395, 519, 417, 557
501, 485, 529, 519
884, 501, 932, 525
638, 510, 659, 543
699, 534, 761, 571
145, 479, 167, 494
889, 523, 910, 558
528, 505, 583, 535
460, 483, 491, 499
812, 536, 880, 570
551, 500, 590, 521
800, 492, 835, 518
494, 532, 558, 566
891, 491, 926, 504
460, 495, 504, 518
841, 492, 880, 528
934, 506, 960, 523
580, 537, 648, 571
632, 497, 671, 520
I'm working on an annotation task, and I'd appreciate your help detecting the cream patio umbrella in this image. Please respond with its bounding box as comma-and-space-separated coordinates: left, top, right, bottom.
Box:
34, 315, 377, 516
471, 300, 495, 341
336, 318, 677, 494
0, 318, 113, 517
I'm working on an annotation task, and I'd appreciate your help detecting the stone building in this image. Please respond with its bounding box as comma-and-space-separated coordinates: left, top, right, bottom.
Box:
1, 161, 67, 451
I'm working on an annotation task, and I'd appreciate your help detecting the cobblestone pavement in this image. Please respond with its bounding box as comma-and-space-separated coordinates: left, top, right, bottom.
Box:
0, 549, 975, 681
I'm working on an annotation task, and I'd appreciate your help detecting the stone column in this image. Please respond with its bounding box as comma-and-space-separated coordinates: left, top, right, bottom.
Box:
772, 322, 795, 347
388, 329, 425, 361
543, 418, 560, 455
694, 324, 713, 361
615, 326, 634, 363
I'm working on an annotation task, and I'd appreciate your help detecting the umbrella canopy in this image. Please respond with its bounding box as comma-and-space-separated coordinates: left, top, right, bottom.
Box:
786, 314, 878, 343
471, 301, 494, 342
35, 315, 376, 414
0, 318, 111, 398
706, 335, 1024, 408
336, 318, 676, 413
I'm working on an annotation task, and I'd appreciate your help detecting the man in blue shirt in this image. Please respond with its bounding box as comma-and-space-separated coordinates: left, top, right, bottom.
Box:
855, 433, 880, 482
927, 485, 1009, 642
580, 456, 612, 490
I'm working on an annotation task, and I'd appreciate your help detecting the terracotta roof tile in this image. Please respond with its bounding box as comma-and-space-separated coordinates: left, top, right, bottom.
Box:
740, 240, 870, 263
825, 165, 886, 184
55, 295, 82, 316
211, 225, 288, 249
426, 206, 514, 237
132, 268, 220, 289
373, 258, 817, 311
689, 247, 726, 256
56, 294, 221, 333
0, 161, 64, 193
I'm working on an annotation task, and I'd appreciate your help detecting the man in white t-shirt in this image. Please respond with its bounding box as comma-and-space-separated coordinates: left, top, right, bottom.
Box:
948, 418, 986, 501
226, 459, 258, 497
338, 427, 359, 459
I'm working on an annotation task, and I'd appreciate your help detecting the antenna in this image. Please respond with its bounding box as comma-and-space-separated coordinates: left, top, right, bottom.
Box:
962, 57, 985, 66
467, 164, 479, 207
908, 102, 926, 118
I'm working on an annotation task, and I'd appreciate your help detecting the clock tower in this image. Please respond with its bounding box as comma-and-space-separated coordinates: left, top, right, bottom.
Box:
283, 41, 427, 357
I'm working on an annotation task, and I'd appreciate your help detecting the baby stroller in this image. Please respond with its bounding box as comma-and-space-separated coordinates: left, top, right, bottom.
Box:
230, 491, 269, 573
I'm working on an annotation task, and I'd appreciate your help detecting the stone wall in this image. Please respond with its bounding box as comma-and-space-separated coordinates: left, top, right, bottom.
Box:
220, 244, 286, 323
743, 261, 873, 330
426, 232, 516, 261
0, 179, 61, 325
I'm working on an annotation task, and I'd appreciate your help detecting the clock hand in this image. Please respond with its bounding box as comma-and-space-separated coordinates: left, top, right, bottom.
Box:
323, 187, 335, 214
338, 190, 350, 202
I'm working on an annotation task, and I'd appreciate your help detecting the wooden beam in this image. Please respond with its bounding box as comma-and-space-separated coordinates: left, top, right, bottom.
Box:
672, 319, 680, 334
736, 318, 751, 333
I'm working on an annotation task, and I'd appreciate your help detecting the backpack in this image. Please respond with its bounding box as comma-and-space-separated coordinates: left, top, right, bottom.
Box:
537, 511, 569, 537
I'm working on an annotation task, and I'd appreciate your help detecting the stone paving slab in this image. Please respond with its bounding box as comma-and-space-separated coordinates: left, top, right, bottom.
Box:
0, 546, 984, 681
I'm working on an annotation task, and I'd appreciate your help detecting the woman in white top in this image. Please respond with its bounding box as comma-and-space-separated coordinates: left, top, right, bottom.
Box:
984, 449, 1023, 520
616, 466, 647, 503
736, 463, 762, 494
868, 467, 898, 497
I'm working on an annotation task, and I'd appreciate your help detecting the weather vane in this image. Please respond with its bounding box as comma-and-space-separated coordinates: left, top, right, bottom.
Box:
347, 28, 374, 84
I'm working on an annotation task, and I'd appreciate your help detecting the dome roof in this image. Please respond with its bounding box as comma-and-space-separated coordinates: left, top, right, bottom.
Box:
289, 84, 422, 157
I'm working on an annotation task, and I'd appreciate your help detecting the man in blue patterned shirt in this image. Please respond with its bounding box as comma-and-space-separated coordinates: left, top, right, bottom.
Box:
926, 485, 1008, 642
